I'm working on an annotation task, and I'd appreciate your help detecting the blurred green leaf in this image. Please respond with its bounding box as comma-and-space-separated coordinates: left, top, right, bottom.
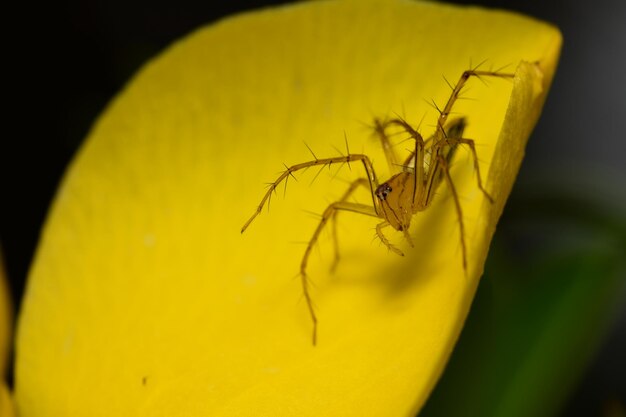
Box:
419, 188, 626, 417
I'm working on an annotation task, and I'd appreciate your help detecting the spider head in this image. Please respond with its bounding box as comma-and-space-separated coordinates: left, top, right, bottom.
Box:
376, 172, 415, 232
375, 183, 392, 201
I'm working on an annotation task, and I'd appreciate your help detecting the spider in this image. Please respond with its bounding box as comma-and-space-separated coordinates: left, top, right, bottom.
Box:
241, 68, 514, 345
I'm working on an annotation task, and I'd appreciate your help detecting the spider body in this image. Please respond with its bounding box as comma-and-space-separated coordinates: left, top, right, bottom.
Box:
242, 68, 514, 344
375, 117, 465, 235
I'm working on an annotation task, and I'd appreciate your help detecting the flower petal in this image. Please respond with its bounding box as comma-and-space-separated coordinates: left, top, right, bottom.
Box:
0, 251, 15, 416
0, 382, 16, 417
0, 251, 11, 382
16, 1, 561, 415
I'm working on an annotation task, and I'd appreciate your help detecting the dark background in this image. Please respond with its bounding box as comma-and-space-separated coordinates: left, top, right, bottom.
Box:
2, 0, 624, 414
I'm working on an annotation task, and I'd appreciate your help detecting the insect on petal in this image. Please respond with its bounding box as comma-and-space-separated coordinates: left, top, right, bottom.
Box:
15, 1, 561, 416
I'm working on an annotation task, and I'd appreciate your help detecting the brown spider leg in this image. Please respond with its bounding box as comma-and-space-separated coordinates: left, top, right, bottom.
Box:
433, 137, 494, 203
372, 117, 401, 174
385, 117, 426, 205
435, 69, 514, 140
241, 154, 382, 233
402, 228, 414, 248
434, 154, 468, 271
301, 201, 380, 345
330, 177, 371, 272
398, 117, 464, 169
376, 221, 404, 256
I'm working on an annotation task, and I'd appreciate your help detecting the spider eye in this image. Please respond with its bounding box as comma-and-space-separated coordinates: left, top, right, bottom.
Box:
375, 184, 392, 201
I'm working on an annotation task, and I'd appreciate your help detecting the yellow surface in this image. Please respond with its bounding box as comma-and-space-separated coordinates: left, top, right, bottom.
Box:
0, 251, 15, 415
0, 382, 16, 417
15, 1, 561, 416
0, 251, 11, 379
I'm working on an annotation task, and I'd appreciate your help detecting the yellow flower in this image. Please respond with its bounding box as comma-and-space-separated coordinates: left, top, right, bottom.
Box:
0, 252, 15, 416
15, 1, 561, 415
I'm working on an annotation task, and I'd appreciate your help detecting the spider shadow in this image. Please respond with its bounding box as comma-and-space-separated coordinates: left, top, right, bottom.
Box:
335, 191, 465, 302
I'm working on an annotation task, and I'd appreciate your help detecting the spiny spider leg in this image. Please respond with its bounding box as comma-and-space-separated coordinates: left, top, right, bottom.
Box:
372, 117, 401, 174
433, 153, 467, 269
301, 201, 379, 345
435, 69, 514, 139
376, 221, 404, 256
241, 154, 381, 233
330, 177, 371, 272
399, 117, 465, 169
330, 178, 404, 266
383, 117, 426, 202
433, 136, 494, 203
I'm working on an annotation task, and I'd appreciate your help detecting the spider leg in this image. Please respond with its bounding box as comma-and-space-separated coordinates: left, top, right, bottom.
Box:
433, 136, 494, 203
372, 117, 401, 174
384, 116, 426, 205
435, 154, 468, 271
375, 221, 404, 256
435, 69, 514, 140
241, 154, 381, 233
397, 116, 465, 174
330, 177, 371, 273
301, 201, 380, 345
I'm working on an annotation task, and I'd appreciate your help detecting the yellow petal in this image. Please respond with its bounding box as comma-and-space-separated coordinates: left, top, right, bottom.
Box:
0, 382, 16, 417
0, 251, 16, 416
15, 1, 561, 415
0, 250, 11, 380
0, 382, 14, 417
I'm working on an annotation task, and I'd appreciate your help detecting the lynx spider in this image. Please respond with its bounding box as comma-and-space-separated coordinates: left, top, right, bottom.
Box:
242, 67, 515, 345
